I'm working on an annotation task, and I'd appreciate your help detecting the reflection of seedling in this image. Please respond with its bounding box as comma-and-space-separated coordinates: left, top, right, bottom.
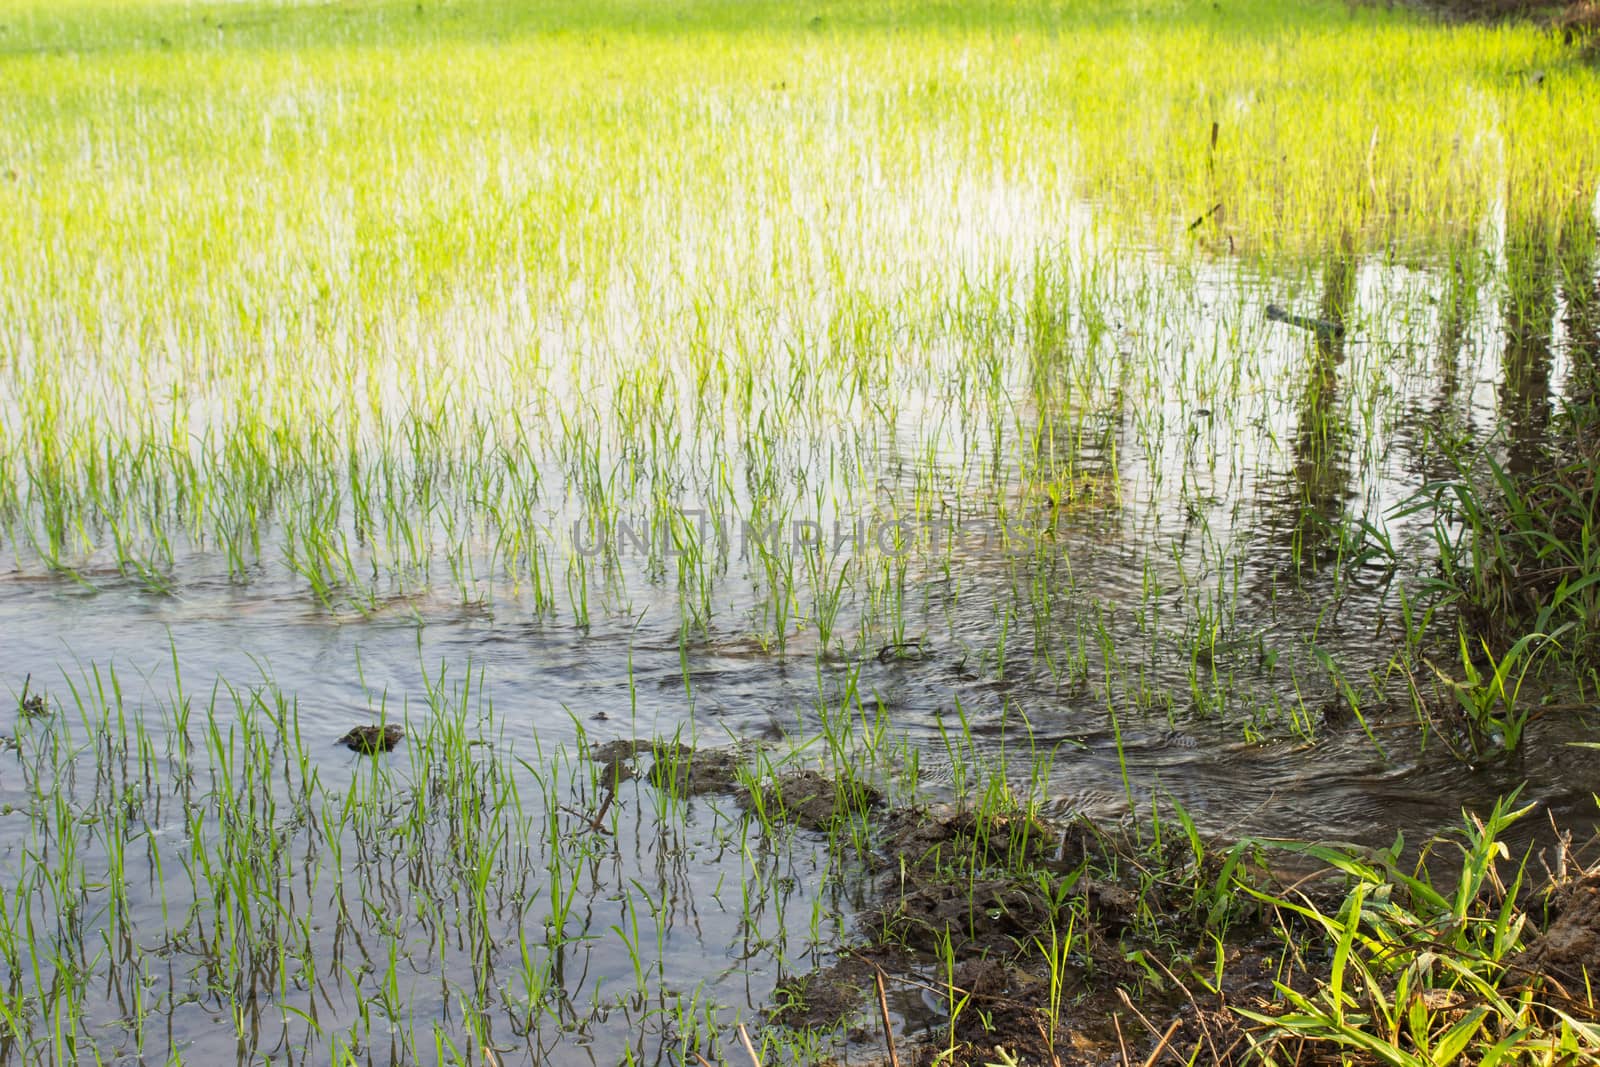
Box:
17, 675, 47, 717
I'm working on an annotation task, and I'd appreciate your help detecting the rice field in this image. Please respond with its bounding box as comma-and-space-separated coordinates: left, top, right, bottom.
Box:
2, 0, 1599, 1062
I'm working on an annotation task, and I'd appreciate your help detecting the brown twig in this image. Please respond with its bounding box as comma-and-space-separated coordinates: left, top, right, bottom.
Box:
1033, 1018, 1066, 1067
1143, 952, 1221, 1064
1117, 987, 1162, 1041
1188, 201, 1223, 231
1139, 1017, 1183, 1067
737, 1023, 764, 1067
587, 785, 617, 833
876, 970, 901, 1067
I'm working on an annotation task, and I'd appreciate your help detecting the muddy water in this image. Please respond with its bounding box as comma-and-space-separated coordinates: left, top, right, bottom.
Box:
4, 243, 1600, 1062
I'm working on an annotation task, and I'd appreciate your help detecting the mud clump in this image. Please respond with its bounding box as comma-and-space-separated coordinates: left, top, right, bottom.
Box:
767, 952, 891, 1029
17, 675, 47, 717
766, 802, 1286, 1066
878, 804, 1076, 871
586, 739, 881, 827
335, 723, 404, 754
872, 806, 1140, 971
652, 744, 746, 795
586, 738, 652, 788
1514, 864, 1600, 994
739, 768, 883, 832
585, 738, 746, 795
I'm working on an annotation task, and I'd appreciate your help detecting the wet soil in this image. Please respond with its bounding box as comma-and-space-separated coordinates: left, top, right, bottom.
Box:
1513, 865, 1600, 994
588, 737, 886, 830
759, 795, 1302, 1065
591, 737, 756, 800
742, 767, 885, 832
1395, 0, 1584, 21
588, 735, 1600, 1066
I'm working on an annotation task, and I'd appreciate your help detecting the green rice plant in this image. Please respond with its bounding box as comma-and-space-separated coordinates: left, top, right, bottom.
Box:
1033, 897, 1080, 1050
936, 929, 974, 1064
0, 0, 1590, 663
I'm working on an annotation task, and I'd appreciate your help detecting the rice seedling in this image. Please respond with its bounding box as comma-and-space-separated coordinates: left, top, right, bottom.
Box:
2, 0, 1600, 1059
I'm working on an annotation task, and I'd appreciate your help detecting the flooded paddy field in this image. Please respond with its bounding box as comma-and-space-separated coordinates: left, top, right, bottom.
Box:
2, 0, 1600, 1062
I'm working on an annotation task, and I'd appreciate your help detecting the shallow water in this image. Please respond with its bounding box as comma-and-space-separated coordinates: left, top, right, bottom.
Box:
4, 230, 1600, 1060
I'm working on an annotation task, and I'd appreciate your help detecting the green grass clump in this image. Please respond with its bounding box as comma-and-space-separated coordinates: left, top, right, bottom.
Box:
1242, 794, 1600, 1066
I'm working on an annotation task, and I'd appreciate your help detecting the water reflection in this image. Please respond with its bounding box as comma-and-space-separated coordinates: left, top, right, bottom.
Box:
1501, 213, 1558, 472
1284, 246, 1358, 570
1560, 203, 1600, 403
1427, 246, 1483, 457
